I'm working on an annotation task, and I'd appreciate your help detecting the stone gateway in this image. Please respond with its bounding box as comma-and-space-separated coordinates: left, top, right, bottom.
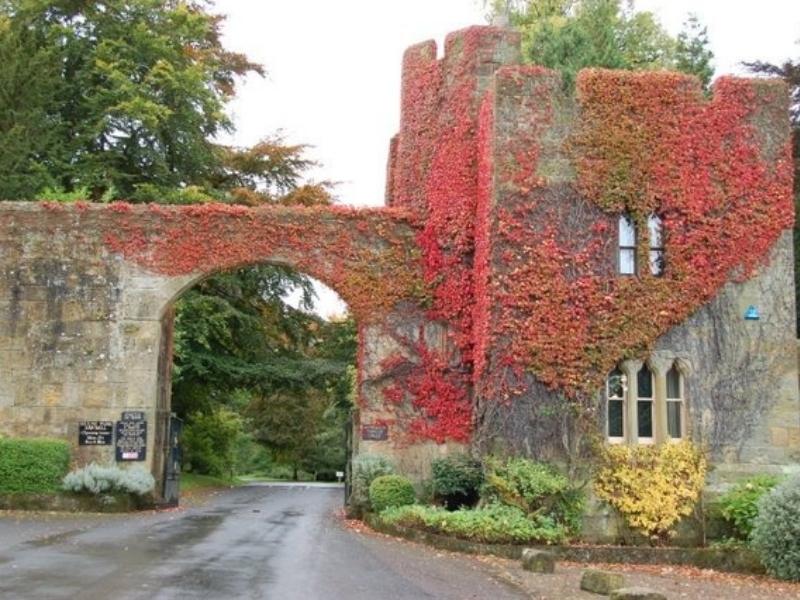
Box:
0, 27, 797, 515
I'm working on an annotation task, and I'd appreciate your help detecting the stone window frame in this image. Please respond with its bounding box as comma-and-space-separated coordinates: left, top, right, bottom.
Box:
605, 355, 691, 445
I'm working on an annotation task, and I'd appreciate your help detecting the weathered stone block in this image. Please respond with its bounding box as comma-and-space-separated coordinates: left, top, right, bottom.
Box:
610, 587, 666, 600
521, 548, 555, 573
580, 569, 625, 594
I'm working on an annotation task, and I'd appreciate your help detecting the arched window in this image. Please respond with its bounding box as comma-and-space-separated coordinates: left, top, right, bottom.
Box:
637, 363, 654, 442
648, 214, 665, 276
606, 368, 625, 442
666, 364, 684, 439
618, 215, 636, 275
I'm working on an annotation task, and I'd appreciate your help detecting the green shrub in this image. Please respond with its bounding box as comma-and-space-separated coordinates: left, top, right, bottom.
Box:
482, 456, 584, 535
62, 463, 155, 496
369, 475, 416, 512
182, 408, 243, 478
751, 475, 800, 581
717, 474, 782, 540
349, 454, 395, 515
0, 438, 70, 494
380, 503, 566, 544
431, 454, 483, 510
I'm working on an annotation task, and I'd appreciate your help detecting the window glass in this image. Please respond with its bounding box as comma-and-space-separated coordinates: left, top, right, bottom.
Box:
649, 250, 665, 276
647, 214, 663, 247
607, 369, 625, 440
648, 214, 665, 276
607, 368, 624, 398
637, 399, 653, 438
666, 366, 681, 399
620, 249, 636, 275
667, 401, 682, 438
637, 364, 653, 398
619, 215, 636, 246
608, 400, 624, 437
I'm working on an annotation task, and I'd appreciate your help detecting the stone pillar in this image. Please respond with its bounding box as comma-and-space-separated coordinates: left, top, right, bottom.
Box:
650, 357, 672, 445
621, 360, 642, 445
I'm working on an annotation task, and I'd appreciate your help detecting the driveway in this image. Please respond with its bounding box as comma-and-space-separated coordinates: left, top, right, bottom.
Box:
0, 484, 525, 599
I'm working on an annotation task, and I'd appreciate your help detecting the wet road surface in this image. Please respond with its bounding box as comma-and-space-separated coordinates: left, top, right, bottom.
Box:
0, 484, 526, 599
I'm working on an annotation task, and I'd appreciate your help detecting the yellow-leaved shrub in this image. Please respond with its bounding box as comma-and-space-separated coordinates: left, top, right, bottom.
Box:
594, 441, 706, 542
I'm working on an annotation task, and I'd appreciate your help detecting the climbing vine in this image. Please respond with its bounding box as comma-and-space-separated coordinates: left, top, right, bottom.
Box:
474, 66, 793, 407
90, 29, 792, 446
102, 202, 425, 323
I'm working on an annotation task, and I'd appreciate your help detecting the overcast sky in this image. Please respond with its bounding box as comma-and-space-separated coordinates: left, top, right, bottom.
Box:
212, 0, 800, 315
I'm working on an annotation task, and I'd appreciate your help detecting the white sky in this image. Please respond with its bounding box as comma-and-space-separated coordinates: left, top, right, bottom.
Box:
212, 0, 800, 316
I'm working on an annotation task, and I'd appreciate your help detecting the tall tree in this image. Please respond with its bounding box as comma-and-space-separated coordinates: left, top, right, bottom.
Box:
675, 14, 714, 90
496, 0, 714, 89
0, 16, 62, 199
0, 0, 261, 200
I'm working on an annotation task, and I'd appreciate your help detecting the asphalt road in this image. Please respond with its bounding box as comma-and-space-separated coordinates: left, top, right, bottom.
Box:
0, 484, 526, 599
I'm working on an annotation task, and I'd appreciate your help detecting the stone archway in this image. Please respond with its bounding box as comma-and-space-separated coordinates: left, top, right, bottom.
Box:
0, 202, 464, 501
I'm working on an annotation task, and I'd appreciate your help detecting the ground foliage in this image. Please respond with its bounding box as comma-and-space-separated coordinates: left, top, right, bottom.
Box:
431, 454, 484, 509
379, 502, 567, 544
368, 474, 417, 512
481, 456, 584, 535
350, 454, 396, 515
750, 476, 800, 581
716, 474, 783, 542
62, 463, 155, 497
594, 441, 707, 543
0, 438, 70, 494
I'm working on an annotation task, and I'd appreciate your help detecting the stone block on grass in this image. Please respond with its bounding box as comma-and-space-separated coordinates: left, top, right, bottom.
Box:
521, 548, 555, 573
580, 568, 625, 594
610, 587, 666, 600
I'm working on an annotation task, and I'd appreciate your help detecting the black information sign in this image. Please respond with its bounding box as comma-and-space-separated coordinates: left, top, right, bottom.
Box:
121, 411, 146, 422
361, 424, 389, 441
115, 418, 147, 461
78, 421, 114, 446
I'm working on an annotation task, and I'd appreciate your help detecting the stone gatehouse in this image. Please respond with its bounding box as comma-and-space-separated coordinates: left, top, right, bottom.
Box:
1, 26, 798, 505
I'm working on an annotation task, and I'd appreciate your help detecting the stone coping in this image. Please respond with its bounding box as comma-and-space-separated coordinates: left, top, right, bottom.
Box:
0, 492, 147, 513
365, 514, 765, 575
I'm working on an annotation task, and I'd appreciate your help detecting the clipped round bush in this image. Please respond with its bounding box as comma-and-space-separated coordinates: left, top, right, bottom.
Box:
349, 454, 395, 515
750, 475, 800, 581
431, 454, 483, 510
368, 474, 416, 512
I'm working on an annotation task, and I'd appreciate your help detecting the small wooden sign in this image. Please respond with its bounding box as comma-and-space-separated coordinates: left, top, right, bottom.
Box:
78, 421, 114, 446
361, 424, 389, 441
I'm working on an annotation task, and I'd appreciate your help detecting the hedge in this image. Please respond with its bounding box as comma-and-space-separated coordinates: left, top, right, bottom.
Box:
0, 438, 71, 494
